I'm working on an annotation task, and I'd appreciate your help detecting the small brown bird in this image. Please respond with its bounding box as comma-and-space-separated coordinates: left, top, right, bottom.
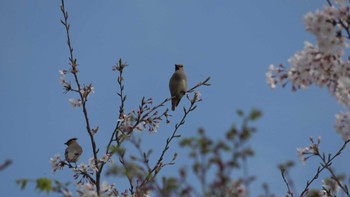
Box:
64, 138, 83, 163
169, 64, 187, 111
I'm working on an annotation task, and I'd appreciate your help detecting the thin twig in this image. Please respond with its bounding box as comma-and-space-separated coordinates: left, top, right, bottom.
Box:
188, 77, 211, 93
130, 136, 163, 193
116, 76, 210, 193
317, 139, 350, 196
300, 139, 350, 196
324, 164, 350, 196
64, 162, 96, 185
119, 151, 135, 194
137, 95, 200, 191
326, 0, 350, 39
60, 0, 100, 193
99, 59, 126, 181
0, 160, 12, 171
281, 169, 294, 197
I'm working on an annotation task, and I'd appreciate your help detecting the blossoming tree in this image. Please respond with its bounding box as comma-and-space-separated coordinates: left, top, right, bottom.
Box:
16, 0, 350, 196
267, 0, 350, 196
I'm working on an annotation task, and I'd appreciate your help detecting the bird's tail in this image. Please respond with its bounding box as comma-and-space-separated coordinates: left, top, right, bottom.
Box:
171, 97, 181, 111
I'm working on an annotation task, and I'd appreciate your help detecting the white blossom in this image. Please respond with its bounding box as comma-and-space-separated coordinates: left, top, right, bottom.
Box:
80, 84, 95, 99
77, 163, 88, 173
319, 189, 328, 197
99, 154, 112, 164
59, 70, 67, 85
335, 77, 350, 107
132, 191, 151, 197
118, 114, 134, 133
149, 121, 160, 133
89, 85, 94, 94
193, 91, 201, 102
286, 41, 344, 89
296, 136, 321, 164
322, 179, 340, 196
101, 181, 118, 196
334, 0, 346, 6
267, 4, 350, 93
224, 181, 247, 197
303, 8, 345, 56
266, 64, 278, 89
269, 4, 350, 142
335, 112, 350, 140
50, 153, 63, 172
88, 158, 98, 172
69, 98, 82, 108
62, 189, 74, 197
135, 121, 146, 131
101, 181, 109, 192
76, 183, 98, 197
297, 146, 314, 164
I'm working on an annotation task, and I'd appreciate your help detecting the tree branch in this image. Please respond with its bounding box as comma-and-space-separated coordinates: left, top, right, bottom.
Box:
60, 0, 100, 193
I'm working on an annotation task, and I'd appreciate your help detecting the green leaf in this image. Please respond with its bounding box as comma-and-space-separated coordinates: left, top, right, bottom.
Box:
36, 178, 52, 194
16, 179, 28, 190
106, 165, 123, 176
109, 145, 126, 155
242, 148, 254, 157
249, 109, 262, 121
236, 109, 244, 117
179, 138, 193, 147
146, 172, 153, 180
226, 127, 237, 140
285, 161, 295, 168
165, 177, 179, 191
192, 162, 200, 173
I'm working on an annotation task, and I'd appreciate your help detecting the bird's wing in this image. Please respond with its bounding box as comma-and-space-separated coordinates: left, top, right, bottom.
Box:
65, 148, 69, 158
76, 146, 83, 155
65, 147, 76, 161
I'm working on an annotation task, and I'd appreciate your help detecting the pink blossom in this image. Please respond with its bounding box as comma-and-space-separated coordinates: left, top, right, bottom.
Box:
69, 98, 82, 108
335, 112, 350, 140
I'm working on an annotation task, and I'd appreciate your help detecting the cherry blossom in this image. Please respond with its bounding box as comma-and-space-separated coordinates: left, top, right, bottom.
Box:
267, 2, 350, 141
50, 153, 64, 172
224, 181, 247, 197
69, 98, 82, 108
335, 112, 350, 140
296, 136, 321, 164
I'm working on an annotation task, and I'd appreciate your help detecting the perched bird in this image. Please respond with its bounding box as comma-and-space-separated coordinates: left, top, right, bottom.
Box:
64, 138, 83, 163
169, 64, 187, 111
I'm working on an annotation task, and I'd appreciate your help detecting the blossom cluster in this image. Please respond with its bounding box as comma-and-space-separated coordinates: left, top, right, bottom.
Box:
296, 136, 321, 164
266, 2, 350, 141
118, 103, 166, 134
266, 4, 350, 93
59, 69, 72, 92
76, 183, 98, 197
75, 181, 119, 196
335, 112, 350, 140
50, 153, 113, 173
50, 153, 117, 196
59, 69, 95, 108
50, 153, 64, 172
224, 181, 247, 197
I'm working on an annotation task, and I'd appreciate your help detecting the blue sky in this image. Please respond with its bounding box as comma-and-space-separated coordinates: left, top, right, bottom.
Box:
1, 0, 349, 196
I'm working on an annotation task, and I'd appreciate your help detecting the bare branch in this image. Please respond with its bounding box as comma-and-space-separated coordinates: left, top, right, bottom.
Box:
59, 0, 100, 193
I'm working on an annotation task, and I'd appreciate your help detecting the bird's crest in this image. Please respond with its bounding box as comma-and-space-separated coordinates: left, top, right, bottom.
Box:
65, 138, 78, 145
175, 64, 184, 71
